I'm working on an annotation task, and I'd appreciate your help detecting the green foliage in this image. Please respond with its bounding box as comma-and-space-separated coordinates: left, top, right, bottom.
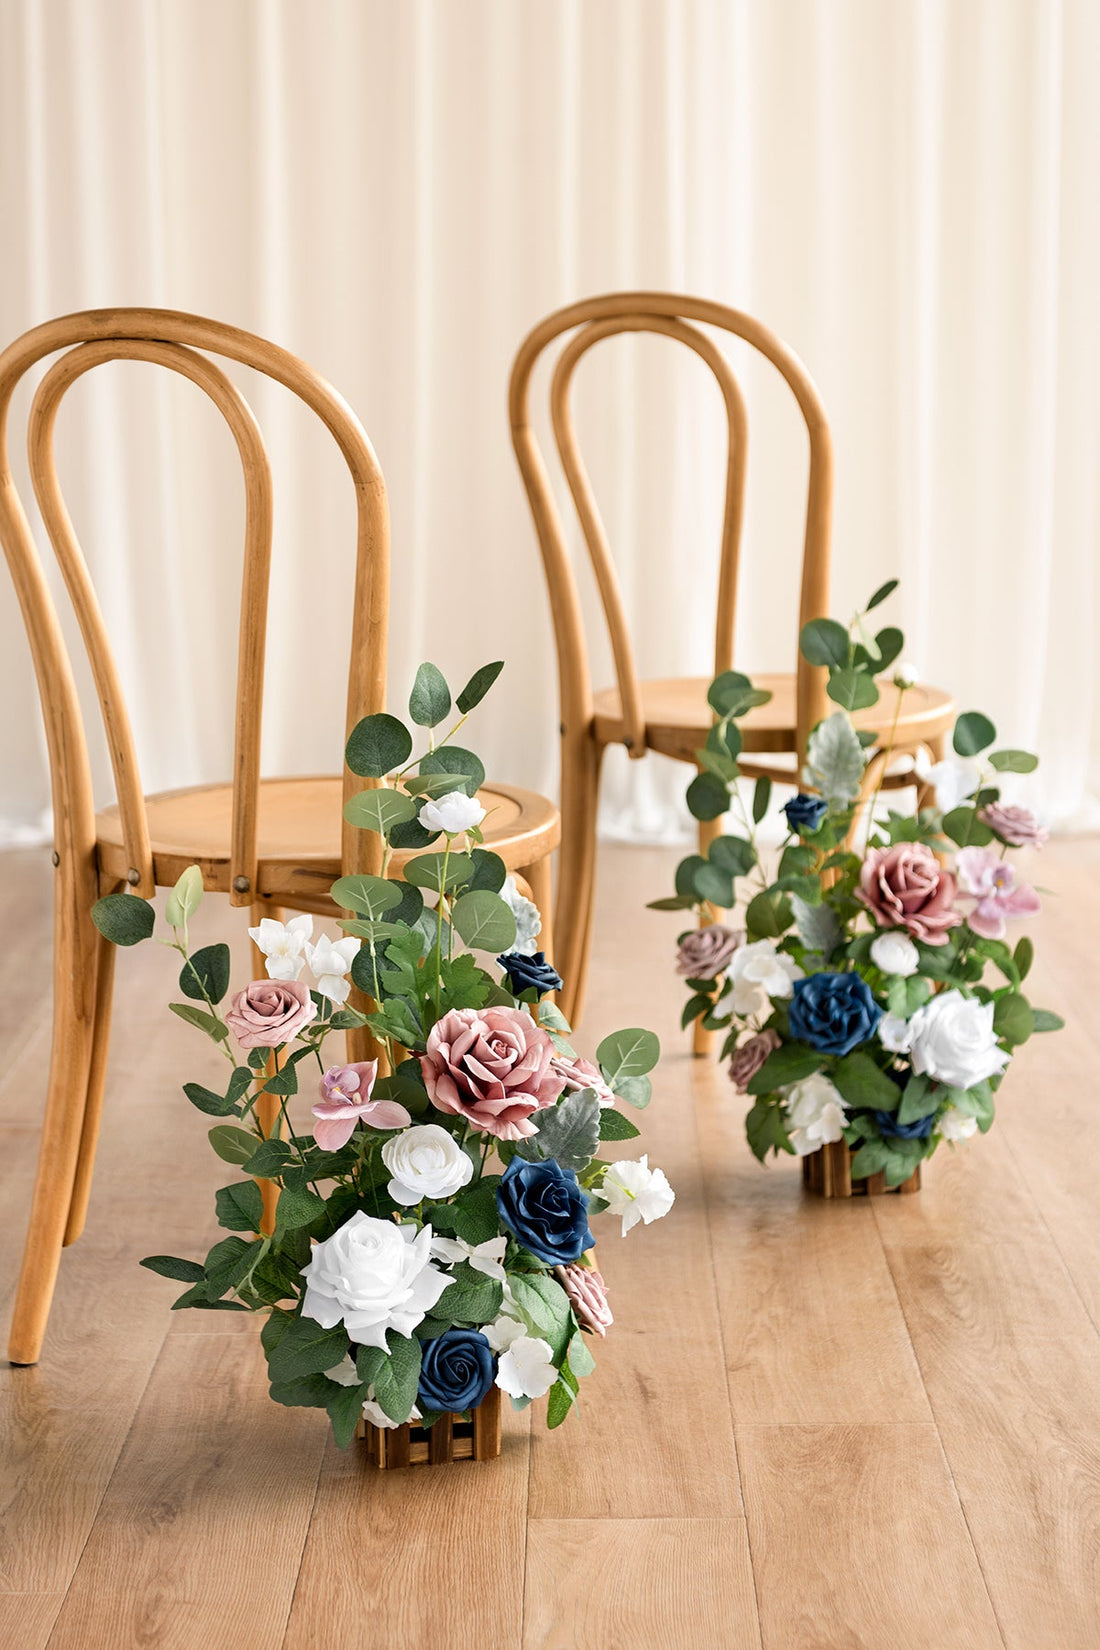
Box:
686, 771, 730, 821
404, 851, 473, 894
709, 835, 757, 876
746, 1043, 823, 1094
745, 889, 793, 939
140, 1254, 205, 1283
451, 889, 516, 953
266, 1314, 349, 1384
953, 711, 996, 757
179, 943, 231, 1004
433, 1263, 504, 1330
596, 1027, 660, 1087
988, 748, 1038, 774
342, 787, 417, 836
865, 577, 898, 611
456, 659, 505, 713
466, 848, 508, 893
346, 713, 413, 777
941, 806, 992, 846
91, 892, 155, 946
165, 865, 204, 929
745, 1099, 794, 1161
599, 1108, 642, 1141
215, 1179, 264, 1233
330, 874, 403, 917
832, 1052, 901, 1111
521, 1088, 601, 1172
800, 617, 850, 668
208, 1124, 260, 1166
827, 667, 879, 712
183, 1080, 240, 1117
509, 1272, 572, 1358
753, 776, 772, 823
169, 1002, 229, 1042
409, 661, 451, 727
805, 711, 866, 805
993, 991, 1034, 1046
420, 745, 485, 798
327, 1379, 371, 1448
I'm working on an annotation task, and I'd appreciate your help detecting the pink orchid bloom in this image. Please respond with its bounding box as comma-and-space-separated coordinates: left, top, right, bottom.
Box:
311, 1061, 410, 1152
955, 847, 1041, 941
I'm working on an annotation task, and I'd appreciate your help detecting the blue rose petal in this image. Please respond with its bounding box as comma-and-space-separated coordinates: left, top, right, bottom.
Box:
787, 971, 882, 1057
497, 1156, 594, 1265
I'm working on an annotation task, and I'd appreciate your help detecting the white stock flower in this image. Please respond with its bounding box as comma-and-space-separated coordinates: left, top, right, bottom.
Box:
878, 1013, 914, 1054
783, 1072, 849, 1156
938, 1106, 979, 1142
300, 1212, 449, 1350
382, 1124, 474, 1207
599, 1156, 675, 1236
870, 932, 920, 977
724, 938, 804, 1017
908, 990, 1009, 1091
915, 749, 981, 812
305, 933, 361, 1004
419, 791, 486, 836
362, 1394, 422, 1430
495, 1335, 557, 1400
247, 913, 313, 981
500, 875, 542, 955
430, 1233, 508, 1280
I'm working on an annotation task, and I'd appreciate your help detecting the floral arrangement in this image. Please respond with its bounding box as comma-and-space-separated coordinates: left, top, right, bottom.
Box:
653, 581, 1062, 1188
93, 661, 670, 1447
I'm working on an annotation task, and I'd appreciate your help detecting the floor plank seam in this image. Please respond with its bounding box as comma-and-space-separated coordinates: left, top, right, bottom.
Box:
276, 1425, 330, 1650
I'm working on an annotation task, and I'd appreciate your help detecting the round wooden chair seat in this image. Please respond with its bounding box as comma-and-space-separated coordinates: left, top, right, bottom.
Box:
95, 776, 560, 915
592, 673, 956, 771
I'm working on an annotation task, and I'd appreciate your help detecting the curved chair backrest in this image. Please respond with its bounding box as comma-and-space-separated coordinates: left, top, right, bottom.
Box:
508, 292, 834, 760
0, 308, 389, 903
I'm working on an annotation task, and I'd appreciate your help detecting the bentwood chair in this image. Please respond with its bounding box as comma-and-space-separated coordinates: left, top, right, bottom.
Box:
510, 292, 954, 1036
2, 308, 558, 1366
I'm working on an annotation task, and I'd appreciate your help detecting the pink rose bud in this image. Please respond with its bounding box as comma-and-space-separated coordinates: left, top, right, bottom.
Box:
978, 802, 1049, 849
225, 979, 317, 1049
555, 1262, 613, 1337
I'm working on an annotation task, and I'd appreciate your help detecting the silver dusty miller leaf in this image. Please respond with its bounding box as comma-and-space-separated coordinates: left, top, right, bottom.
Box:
791, 894, 842, 960
804, 711, 866, 806
513, 1087, 601, 1173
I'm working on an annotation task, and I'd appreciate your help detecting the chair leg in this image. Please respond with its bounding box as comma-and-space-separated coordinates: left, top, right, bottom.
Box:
251, 906, 284, 1236
693, 812, 723, 1058
62, 925, 117, 1245
8, 870, 100, 1366
554, 734, 603, 1030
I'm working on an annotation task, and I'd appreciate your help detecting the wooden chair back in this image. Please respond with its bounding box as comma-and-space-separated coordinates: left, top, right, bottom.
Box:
508, 292, 834, 759
0, 309, 389, 904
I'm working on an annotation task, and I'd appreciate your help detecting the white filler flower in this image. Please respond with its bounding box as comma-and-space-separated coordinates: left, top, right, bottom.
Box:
247, 913, 313, 981
300, 1212, 449, 1349
500, 875, 542, 955
430, 1233, 508, 1280
783, 1072, 850, 1156
907, 990, 1009, 1091
870, 932, 920, 977
362, 1394, 422, 1431
419, 791, 486, 836
878, 1013, 914, 1055
938, 1106, 979, 1142
304, 933, 360, 1004
724, 938, 804, 1017
382, 1123, 475, 1207
915, 750, 982, 812
600, 1156, 675, 1235
496, 1335, 557, 1399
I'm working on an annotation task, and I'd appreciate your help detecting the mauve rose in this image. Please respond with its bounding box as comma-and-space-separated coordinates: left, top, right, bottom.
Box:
858, 843, 960, 946
420, 1006, 564, 1140
728, 1029, 781, 1092
675, 924, 744, 980
555, 1262, 614, 1337
979, 802, 1049, 849
225, 978, 317, 1049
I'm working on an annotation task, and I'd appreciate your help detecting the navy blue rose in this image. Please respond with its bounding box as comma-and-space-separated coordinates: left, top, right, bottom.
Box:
872, 1109, 935, 1140
417, 1328, 496, 1413
788, 971, 882, 1057
497, 1156, 594, 1265
784, 793, 828, 833
497, 950, 563, 998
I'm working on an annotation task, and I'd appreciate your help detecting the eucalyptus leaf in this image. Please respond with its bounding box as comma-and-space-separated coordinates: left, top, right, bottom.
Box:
865, 577, 898, 611
179, 943, 231, 1004
456, 659, 505, 713
330, 874, 403, 917
164, 864, 204, 929
207, 1124, 260, 1166
953, 711, 996, 758
451, 889, 516, 953
800, 617, 850, 668
409, 661, 451, 727
91, 892, 155, 947
342, 787, 417, 836
596, 1027, 661, 1085
345, 713, 413, 778
686, 771, 730, 821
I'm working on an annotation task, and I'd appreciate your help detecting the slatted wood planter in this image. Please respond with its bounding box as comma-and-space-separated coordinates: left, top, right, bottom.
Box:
356, 1384, 502, 1469
802, 1139, 921, 1198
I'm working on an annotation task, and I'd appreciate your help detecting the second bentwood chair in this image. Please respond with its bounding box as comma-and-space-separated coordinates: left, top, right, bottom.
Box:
2, 308, 559, 1366
509, 292, 955, 1038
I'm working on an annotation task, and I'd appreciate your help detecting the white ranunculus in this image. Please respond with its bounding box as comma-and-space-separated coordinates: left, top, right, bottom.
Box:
783, 1072, 849, 1156
870, 932, 920, 977
247, 913, 313, 981
305, 933, 361, 1004
915, 750, 981, 812
907, 990, 1009, 1091
430, 1233, 508, 1280
496, 1335, 557, 1399
599, 1156, 675, 1236
382, 1123, 474, 1207
938, 1106, 979, 1142
300, 1212, 449, 1350
419, 791, 486, 836
878, 1013, 914, 1054
500, 875, 542, 955
362, 1394, 422, 1430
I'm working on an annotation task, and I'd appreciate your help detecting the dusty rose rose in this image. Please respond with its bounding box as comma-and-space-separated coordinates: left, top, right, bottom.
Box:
555, 1262, 613, 1337
675, 924, 744, 980
728, 1028, 781, 1092
978, 802, 1049, 849
858, 843, 961, 946
420, 1006, 564, 1140
225, 979, 317, 1049
548, 1052, 616, 1108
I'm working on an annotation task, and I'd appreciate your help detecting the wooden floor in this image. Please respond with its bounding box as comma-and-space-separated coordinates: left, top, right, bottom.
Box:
1, 837, 1098, 1649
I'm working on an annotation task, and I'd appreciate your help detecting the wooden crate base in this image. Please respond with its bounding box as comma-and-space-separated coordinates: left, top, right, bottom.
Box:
802, 1139, 921, 1198
356, 1383, 502, 1468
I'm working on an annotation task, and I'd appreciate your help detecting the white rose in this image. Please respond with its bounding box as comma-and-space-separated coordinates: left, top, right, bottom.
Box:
496, 1335, 557, 1400
599, 1156, 675, 1235
783, 1072, 849, 1156
382, 1123, 474, 1207
908, 990, 1009, 1091
501, 875, 542, 955
878, 1013, 914, 1054
938, 1106, 979, 1142
300, 1212, 449, 1350
870, 932, 920, 977
418, 791, 486, 836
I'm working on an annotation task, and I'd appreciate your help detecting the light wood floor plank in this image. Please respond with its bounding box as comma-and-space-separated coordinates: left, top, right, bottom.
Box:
0, 1593, 65, 1650
738, 1423, 1004, 1650
522, 1517, 760, 1650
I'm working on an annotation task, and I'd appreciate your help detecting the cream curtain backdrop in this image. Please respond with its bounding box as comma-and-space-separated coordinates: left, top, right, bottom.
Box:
1, 0, 1097, 847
